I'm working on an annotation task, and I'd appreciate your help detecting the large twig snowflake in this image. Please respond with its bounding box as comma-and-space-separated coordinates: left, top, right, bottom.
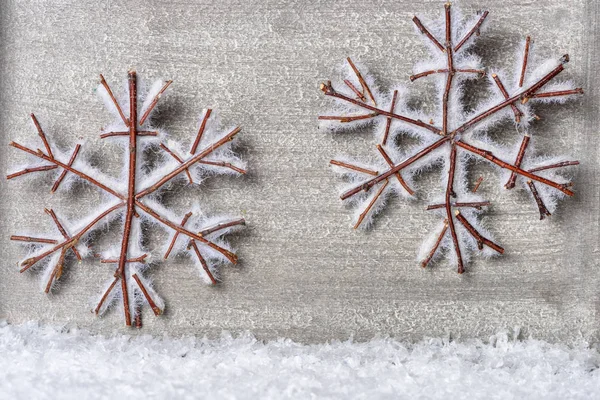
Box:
8, 71, 246, 327
319, 2, 583, 273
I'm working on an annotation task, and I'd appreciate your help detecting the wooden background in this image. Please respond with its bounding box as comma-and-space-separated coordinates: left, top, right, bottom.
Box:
0, 0, 598, 343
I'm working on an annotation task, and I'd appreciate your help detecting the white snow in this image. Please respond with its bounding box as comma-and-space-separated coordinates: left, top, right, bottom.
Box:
1, 321, 598, 399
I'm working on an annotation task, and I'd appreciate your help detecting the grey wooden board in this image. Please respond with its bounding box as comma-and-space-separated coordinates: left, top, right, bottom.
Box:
0, 0, 598, 343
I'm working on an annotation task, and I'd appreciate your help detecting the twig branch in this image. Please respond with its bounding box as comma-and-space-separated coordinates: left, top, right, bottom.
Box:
7, 165, 57, 180
505, 134, 530, 189
330, 160, 378, 176
454, 11, 489, 52
139, 80, 173, 126
346, 57, 377, 106
519, 36, 531, 88
189, 240, 217, 285
11, 235, 58, 244
412, 16, 444, 52
319, 81, 442, 135
45, 208, 81, 260
164, 212, 192, 259
190, 109, 212, 154
376, 144, 414, 195
99, 74, 129, 127
382, 90, 398, 145
51, 144, 81, 193
341, 136, 451, 200
354, 180, 389, 229
136, 127, 241, 199
426, 201, 490, 211
455, 210, 504, 254
527, 180, 552, 219
421, 219, 448, 268
527, 161, 579, 173
30, 114, 54, 159
132, 273, 162, 315
456, 141, 573, 196
446, 144, 464, 273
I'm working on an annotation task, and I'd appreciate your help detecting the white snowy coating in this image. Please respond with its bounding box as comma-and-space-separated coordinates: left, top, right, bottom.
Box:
323, 2, 581, 270
9, 73, 246, 323
2, 321, 599, 399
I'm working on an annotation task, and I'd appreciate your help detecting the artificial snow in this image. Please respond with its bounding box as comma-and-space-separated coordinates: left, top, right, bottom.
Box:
1, 321, 598, 399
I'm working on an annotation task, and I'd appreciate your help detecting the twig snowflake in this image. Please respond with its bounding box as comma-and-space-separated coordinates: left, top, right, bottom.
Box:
319, 2, 583, 273
8, 71, 247, 327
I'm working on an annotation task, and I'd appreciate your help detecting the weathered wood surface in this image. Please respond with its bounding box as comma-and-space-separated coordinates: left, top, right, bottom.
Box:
0, 0, 598, 343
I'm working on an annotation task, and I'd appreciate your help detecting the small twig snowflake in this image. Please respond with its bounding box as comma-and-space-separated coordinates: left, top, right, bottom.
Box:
8, 71, 247, 327
319, 2, 582, 273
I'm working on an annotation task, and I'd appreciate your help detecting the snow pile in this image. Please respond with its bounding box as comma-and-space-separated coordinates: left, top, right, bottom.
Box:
0, 322, 598, 399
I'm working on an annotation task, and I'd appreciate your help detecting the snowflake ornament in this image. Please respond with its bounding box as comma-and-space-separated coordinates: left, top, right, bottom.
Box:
319, 2, 583, 273
8, 71, 247, 327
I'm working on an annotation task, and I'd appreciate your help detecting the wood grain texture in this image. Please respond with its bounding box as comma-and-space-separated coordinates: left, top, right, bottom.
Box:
0, 0, 598, 343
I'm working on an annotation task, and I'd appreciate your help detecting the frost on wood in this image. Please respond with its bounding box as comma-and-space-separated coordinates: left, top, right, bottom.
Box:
319, 2, 583, 273
7, 71, 247, 327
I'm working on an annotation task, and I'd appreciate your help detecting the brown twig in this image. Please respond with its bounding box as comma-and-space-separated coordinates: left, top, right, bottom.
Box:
160, 143, 194, 183
100, 254, 148, 264
527, 180, 552, 219
134, 200, 238, 264
30, 114, 54, 159
330, 160, 378, 176
442, 4, 454, 136
527, 161, 579, 173
455, 210, 504, 254
412, 16, 445, 52
7, 165, 58, 180
410, 69, 448, 81
115, 70, 139, 327
197, 160, 247, 174
354, 180, 389, 229
320, 81, 442, 135
472, 176, 484, 192
99, 74, 129, 127
454, 11, 489, 52
505, 134, 530, 189
51, 144, 81, 193
382, 90, 398, 145
376, 144, 414, 195
456, 141, 573, 196
10, 235, 58, 244
530, 88, 584, 98
20, 202, 125, 273
190, 109, 212, 154
136, 127, 241, 199
519, 36, 531, 88
45, 208, 81, 260
341, 136, 451, 200
446, 144, 464, 273
100, 131, 158, 139
343, 79, 367, 102
346, 57, 377, 106
132, 273, 162, 315
199, 218, 246, 236
454, 58, 567, 134
318, 113, 379, 123
139, 80, 173, 126
426, 201, 490, 211
164, 212, 192, 259
10, 141, 126, 200
94, 277, 119, 314
492, 74, 523, 122
189, 240, 217, 285
421, 219, 448, 268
